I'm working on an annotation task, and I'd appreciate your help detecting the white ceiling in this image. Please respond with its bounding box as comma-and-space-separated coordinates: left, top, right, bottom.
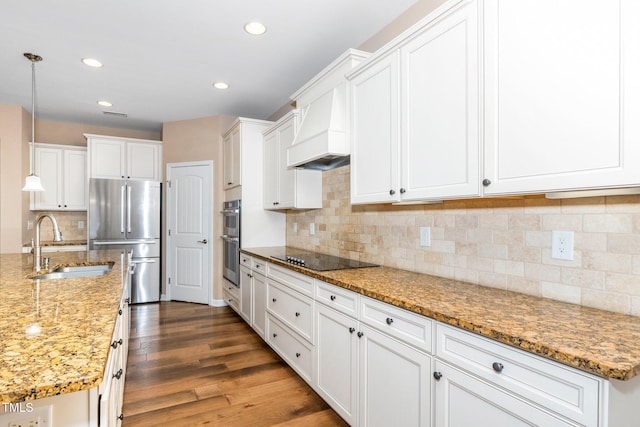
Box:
0, 0, 417, 132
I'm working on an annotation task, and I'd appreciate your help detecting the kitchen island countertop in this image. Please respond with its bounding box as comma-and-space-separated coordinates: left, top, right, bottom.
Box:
0, 250, 125, 403
242, 246, 640, 381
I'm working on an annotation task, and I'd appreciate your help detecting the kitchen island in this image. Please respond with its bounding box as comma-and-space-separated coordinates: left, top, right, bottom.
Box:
0, 250, 127, 424
241, 246, 640, 427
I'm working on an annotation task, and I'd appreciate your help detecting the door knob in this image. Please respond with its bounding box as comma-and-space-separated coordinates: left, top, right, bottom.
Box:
197, 239, 208, 244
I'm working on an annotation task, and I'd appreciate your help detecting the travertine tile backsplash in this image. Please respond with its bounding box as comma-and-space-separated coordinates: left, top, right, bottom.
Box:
286, 165, 640, 316
26, 211, 88, 243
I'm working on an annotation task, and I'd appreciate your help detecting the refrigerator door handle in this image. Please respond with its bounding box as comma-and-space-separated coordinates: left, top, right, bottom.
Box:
93, 239, 158, 245
127, 185, 132, 233
131, 259, 157, 264
120, 185, 126, 234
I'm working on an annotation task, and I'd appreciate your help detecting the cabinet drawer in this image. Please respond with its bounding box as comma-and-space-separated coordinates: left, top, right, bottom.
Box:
436, 324, 601, 427
267, 279, 314, 343
223, 281, 240, 299
360, 296, 433, 353
252, 258, 266, 273
316, 280, 359, 317
267, 314, 313, 384
267, 262, 314, 297
240, 254, 252, 268
223, 289, 240, 313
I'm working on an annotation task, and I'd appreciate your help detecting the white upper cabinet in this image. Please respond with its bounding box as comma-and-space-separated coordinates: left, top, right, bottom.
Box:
349, 0, 480, 204
350, 0, 640, 202
400, 0, 479, 201
126, 141, 161, 181
483, 0, 640, 196
85, 134, 162, 181
263, 111, 322, 210
31, 143, 87, 211
223, 126, 241, 189
350, 52, 400, 204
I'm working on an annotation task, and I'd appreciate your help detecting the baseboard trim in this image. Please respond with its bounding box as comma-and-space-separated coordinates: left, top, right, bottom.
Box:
210, 298, 228, 307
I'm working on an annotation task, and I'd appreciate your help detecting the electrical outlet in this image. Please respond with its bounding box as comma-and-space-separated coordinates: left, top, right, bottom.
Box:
419, 227, 431, 247
6, 404, 51, 427
78, 220, 85, 230
309, 223, 315, 235
551, 230, 574, 260
27, 220, 33, 230
293, 222, 298, 233
9, 416, 41, 427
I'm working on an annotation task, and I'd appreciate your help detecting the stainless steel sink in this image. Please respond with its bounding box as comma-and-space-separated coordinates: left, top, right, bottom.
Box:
31, 263, 113, 280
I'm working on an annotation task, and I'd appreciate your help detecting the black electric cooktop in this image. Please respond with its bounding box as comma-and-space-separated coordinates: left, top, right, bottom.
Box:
271, 253, 379, 271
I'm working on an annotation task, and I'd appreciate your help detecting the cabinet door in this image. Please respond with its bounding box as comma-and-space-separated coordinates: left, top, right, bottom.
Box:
276, 117, 297, 208
359, 325, 431, 427
263, 131, 279, 208
239, 265, 252, 323
400, 0, 479, 201
32, 146, 62, 210
314, 304, 358, 426
63, 149, 87, 210
89, 138, 125, 179
252, 272, 267, 338
434, 361, 574, 427
483, 0, 640, 195
350, 51, 400, 204
127, 141, 160, 181
224, 127, 241, 189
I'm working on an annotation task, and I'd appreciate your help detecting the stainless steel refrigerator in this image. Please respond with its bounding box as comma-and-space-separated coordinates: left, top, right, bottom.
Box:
89, 178, 161, 303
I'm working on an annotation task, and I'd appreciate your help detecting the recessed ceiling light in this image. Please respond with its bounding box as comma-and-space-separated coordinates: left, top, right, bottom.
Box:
97, 100, 112, 107
213, 82, 229, 90
244, 21, 266, 35
82, 58, 103, 68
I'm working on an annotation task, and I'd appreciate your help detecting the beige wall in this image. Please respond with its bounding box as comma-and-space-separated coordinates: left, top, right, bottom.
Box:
287, 166, 640, 316
36, 118, 160, 146
162, 115, 234, 301
358, 0, 448, 52
0, 105, 28, 253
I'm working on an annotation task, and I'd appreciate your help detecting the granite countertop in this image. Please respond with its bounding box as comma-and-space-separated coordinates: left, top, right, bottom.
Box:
242, 246, 640, 381
0, 250, 125, 403
22, 240, 87, 248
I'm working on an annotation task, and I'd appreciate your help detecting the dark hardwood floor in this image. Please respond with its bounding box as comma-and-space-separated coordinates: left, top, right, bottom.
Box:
122, 301, 347, 426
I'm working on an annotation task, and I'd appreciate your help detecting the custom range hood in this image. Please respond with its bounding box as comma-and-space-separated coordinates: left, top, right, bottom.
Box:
287, 49, 369, 171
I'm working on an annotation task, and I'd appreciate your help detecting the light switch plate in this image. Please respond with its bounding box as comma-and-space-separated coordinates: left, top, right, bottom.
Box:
420, 227, 431, 247
309, 223, 315, 235
293, 222, 298, 233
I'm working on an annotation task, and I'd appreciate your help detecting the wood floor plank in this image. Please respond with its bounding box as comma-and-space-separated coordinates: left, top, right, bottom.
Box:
122, 301, 347, 426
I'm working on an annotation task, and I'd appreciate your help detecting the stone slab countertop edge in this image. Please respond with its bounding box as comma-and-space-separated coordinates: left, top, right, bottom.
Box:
0, 250, 125, 403
242, 246, 640, 381
22, 240, 88, 247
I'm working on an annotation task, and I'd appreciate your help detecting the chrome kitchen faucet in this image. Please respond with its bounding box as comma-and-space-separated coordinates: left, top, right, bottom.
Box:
33, 213, 63, 271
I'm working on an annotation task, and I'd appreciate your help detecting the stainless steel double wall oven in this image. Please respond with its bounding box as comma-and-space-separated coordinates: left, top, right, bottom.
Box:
221, 200, 240, 287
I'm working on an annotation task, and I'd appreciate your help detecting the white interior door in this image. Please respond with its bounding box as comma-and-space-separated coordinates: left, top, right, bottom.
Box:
167, 161, 213, 304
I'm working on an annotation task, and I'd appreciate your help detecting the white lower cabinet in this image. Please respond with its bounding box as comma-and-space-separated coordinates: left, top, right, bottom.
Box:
239, 265, 252, 323
358, 324, 431, 427
263, 264, 316, 386
223, 280, 240, 314
433, 360, 574, 427
315, 303, 359, 425
99, 295, 129, 427
267, 314, 314, 384
435, 324, 601, 427
315, 286, 432, 427
251, 270, 267, 338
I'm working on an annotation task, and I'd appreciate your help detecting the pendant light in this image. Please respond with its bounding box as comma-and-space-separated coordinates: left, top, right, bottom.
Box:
22, 52, 45, 192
